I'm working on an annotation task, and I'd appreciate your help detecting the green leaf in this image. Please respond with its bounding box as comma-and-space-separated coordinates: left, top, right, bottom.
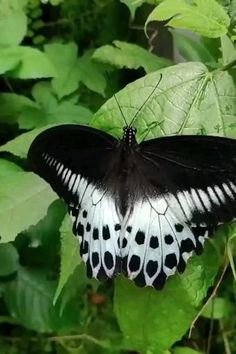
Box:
0, 171, 57, 242
145, 0, 230, 38
0, 7, 27, 45
0, 93, 38, 124
44, 42, 81, 99
0, 159, 22, 177
114, 241, 221, 354
221, 34, 236, 66
0, 126, 52, 158
173, 347, 203, 354
18, 82, 92, 129
92, 62, 236, 138
77, 52, 107, 96
93, 40, 171, 73
1, 46, 57, 79
45, 42, 106, 98
0, 52, 20, 75
0, 244, 19, 276
120, 0, 143, 19
171, 30, 216, 63
2, 266, 82, 332
227, 223, 236, 281
201, 297, 233, 319
54, 215, 81, 304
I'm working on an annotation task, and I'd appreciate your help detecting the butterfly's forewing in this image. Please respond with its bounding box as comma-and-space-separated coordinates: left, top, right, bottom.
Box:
28, 125, 122, 280
121, 135, 236, 289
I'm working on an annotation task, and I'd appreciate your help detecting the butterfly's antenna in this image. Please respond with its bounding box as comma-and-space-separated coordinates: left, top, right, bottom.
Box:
105, 71, 128, 127
113, 92, 128, 126
128, 73, 163, 128
140, 120, 165, 142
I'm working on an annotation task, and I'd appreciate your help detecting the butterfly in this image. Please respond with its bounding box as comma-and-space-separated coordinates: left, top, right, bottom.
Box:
27, 119, 236, 290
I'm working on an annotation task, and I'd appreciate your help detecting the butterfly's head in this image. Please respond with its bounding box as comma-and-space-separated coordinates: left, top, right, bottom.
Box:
122, 126, 137, 147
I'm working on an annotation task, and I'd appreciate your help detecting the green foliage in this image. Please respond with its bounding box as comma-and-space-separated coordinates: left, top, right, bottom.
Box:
93, 40, 171, 72
0, 1, 235, 354
146, 0, 230, 38
0, 3, 27, 45
53, 215, 81, 303
115, 242, 221, 354
0, 171, 57, 242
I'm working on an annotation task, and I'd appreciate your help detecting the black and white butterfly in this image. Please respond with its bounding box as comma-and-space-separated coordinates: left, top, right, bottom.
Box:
28, 121, 236, 289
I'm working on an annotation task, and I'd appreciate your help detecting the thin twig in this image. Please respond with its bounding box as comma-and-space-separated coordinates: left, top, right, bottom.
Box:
3, 77, 14, 93
206, 299, 215, 354
0, 333, 108, 349
219, 320, 232, 354
189, 255, 229, 337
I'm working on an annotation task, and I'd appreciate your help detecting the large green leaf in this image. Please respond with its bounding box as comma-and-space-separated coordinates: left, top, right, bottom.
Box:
45, 42, 106, 98
92, 62, 236, 138
1, 266, 81, 332
171, 30, 216, 63
2, 62, 236, 156
221, 34, 236, 66
0, 46, 57, 79
0, 93, 38, 124
0, 5, 27, 45
0, 171, 57, 242
145, 0, 230, 38
0, 125, 52, 158
93, 40, 171, 73
0, 244, 19, 276
54, 215, 81, 304
18, 82, 92, 129
201, 297, 233, 319
44, 42, 81, 99
0, 159, 22, 177
173, 348, 203, 354
120, 0, 143, 19
114, 239, 221, 354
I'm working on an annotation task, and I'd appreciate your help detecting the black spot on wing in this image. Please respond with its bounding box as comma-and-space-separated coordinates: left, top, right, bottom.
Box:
129, 255, 141, 272
92, 252, 99, 268
104, 251, 114, 270
180, 238, 195, 253
80, 240, 88, 256
177, 256, 186, 273
175, 224, 184, 232
152, 271, 167, 290
115, 224, 121, 231
126, 226, 132, 233
102, 225, 110, 240
134, 271, 146, 287
146, 260, 158, 278
77, 222, 84, 237
97, 265, 108, 281
86, 223, 91, 232
93, 228, 99, 240
165, 253, 177, 269
122, 238, 127, 248
135, 231, 145, 245
150, 236, 159, 249
164, 234, 174, 245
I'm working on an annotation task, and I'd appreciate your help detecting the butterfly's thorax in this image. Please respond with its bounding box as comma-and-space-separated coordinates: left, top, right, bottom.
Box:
106, 127, 149, 216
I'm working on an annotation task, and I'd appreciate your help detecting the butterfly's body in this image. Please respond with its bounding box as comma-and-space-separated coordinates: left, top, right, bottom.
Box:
28, 124, 236, 289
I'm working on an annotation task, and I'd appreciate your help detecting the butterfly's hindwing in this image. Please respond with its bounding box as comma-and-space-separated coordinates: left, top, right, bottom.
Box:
121, 197, 199, 289
69, 186, 122, 280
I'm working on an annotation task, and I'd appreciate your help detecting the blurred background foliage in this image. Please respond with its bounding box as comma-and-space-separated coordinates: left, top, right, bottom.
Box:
0, 0, 236, 353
